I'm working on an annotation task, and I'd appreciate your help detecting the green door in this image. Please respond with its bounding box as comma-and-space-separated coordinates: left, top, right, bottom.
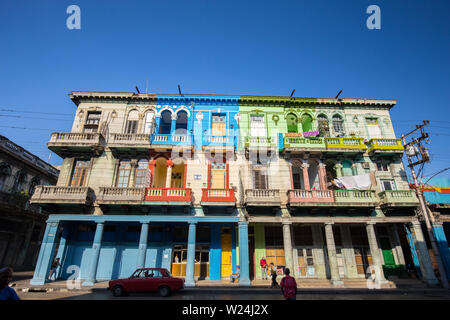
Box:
379, 238, 395, 265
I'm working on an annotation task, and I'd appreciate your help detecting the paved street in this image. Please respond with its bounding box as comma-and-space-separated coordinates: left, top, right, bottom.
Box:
16, 288, 450, 300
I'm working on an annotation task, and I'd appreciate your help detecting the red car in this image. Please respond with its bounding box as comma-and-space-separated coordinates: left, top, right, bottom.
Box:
108, 268, 184, 297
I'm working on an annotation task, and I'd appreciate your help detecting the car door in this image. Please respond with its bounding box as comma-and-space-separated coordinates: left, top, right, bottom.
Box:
144, 269, 163, 292
126, 270, 146, 292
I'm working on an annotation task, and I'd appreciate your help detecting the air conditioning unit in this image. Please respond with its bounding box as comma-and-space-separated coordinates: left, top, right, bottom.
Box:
362, 162, 370, 169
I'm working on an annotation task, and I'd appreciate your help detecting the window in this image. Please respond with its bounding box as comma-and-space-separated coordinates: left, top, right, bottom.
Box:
341, 160, 353, 176
381, 179, 396, 191
135, 159, 149, 187
175, 111, 188, 134
84, 111, 101, 133
286, 113, 298, 133
159, 110, 172, 134
332, 115, 344, 136
116, 160, 131, 188
376, 162, 389, 172
212, 114, 226, 136
308, 160, 321, 190
301, 114, 313, 133
28, 177, 40, 196
253, 165, 268, 189
318, 114, 330, 137
143, 111, 154, 134
0, 163, 11, 192
125, 110, 139, 134
292, 164, 305, 189
366, 117, 382, 139
70, 160, 90, 187
210, 157, 226, 189
250, 115, 265, 137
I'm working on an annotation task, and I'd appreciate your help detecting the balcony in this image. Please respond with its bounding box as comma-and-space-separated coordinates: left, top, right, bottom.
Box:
30, 186, 94, 206
244, 136, 276, 149
201, 188, 236, 206
325, 137, 367, 152
97, 187, 144, 205
367, 139, 404, 155
280, 135, 326, 151
143, 188, 191, 205
379, 190, 419, 207
47, 132, 105, 157
244, 189, 281, 206
202, 135, 236, 150
151, 134, 193, 147
287, 189, 334, 206
108, 133, 151, 156
333, 190, 377, 207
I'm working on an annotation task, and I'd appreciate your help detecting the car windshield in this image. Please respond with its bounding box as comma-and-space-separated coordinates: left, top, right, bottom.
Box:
164, 270, 172, 277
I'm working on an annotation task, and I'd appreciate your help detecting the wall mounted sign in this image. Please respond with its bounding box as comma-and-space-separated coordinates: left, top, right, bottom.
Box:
303, 131, 320, 137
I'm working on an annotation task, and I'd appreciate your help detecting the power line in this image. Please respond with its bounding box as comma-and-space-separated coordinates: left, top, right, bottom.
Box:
0, 114, 73, 121
0, 108, 74, 116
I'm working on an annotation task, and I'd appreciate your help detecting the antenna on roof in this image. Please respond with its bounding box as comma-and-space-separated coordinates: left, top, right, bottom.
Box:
135, 86, 141, 94
145, 79, 149, 94
290, 89, 296, 97
178, 85, 182, 95
335, 89, 343, 99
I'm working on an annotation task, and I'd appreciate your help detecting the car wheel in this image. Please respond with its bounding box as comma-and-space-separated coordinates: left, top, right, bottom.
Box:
159, 285, 171, 297
112, 285, 124, 297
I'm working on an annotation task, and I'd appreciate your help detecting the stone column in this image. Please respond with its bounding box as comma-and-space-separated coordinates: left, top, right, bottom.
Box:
340, 225, 358, 278
390, 224, 406, 265
311, 225, 327, 279
301, 162, 310, 190
185, 222, 197, 287
165, 160, 174, 188
83, 222, 104, 286
334, 163, 343, 178
366, 222, 388, 285
318, 162, 327, 190
282, 222, 294, 273
30, 220, 60, 285
238, 221, 251, 286
351, 163, 360, 176
324, 222, 343, 285
409, 221, 438, 285
129, 159, 138, 187
137, 222, 149, 269
171, 113, 178, 136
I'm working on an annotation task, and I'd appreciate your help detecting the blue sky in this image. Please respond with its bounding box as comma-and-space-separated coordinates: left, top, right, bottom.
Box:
0, 0, 449, 180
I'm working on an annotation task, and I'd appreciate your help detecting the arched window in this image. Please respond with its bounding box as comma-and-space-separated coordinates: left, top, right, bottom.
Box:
13, 170, 27, 192
116, 160, 131, 188
286, 113, 298, 133
171, 158, 185, 188
29, 177, 40, 196
301, 114, 313, 133
135, 159, 149, 187
325, 159, 337, 181
341, 160, 353, 176
318, 114, 330, 137
175, 111, 188, 134
0, 163, 11, 192
159, 110, 172, 134
125, 110, 139, 134
332, 115, 344, 136
143, 111, 155, 134
308, 160, 321, 190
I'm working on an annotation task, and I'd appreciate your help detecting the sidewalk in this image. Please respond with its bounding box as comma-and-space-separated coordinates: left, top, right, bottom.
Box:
10, 271, 450, 296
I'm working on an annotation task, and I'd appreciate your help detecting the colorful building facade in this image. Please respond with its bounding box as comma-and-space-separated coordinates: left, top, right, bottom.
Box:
30, 91, 441, 287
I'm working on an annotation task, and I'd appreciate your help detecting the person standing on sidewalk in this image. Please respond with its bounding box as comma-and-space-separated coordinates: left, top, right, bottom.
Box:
280, 268, 297, 300
0, 267, 20, 300
259, 257, 268, 280
48, 257, 61, 281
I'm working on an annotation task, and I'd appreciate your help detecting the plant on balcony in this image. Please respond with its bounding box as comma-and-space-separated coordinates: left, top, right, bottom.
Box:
8, 189, 30, 209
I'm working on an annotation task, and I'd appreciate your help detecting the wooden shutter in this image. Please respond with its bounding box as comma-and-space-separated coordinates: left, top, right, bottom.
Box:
211, 169, 226, 189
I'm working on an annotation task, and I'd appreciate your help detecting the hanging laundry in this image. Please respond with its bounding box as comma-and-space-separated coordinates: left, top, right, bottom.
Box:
334, 173, 372, 190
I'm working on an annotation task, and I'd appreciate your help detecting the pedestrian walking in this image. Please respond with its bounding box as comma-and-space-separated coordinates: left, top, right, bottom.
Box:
269, 263, 279, 288
0, 267, 20, 300
280, 268, 297, 300
259, 257, 268, 280
48, 257, 60, 281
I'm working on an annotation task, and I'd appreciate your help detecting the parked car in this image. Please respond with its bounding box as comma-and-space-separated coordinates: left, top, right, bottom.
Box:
108, 268, 184, 297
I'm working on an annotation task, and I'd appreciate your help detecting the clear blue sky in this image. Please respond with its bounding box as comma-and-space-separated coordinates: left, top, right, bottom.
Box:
0, 0, 449, 180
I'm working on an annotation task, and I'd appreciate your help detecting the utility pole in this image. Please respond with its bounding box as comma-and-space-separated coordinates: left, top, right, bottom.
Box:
401, 120, 449, 288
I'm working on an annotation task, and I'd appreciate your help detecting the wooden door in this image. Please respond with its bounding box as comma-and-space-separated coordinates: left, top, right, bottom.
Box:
221, 229, 232, 277
211, 169, 226, 189
379, 237, 395, 266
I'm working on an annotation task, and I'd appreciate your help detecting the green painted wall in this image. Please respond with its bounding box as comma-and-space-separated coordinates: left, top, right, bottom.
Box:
253, 223, 266, 280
